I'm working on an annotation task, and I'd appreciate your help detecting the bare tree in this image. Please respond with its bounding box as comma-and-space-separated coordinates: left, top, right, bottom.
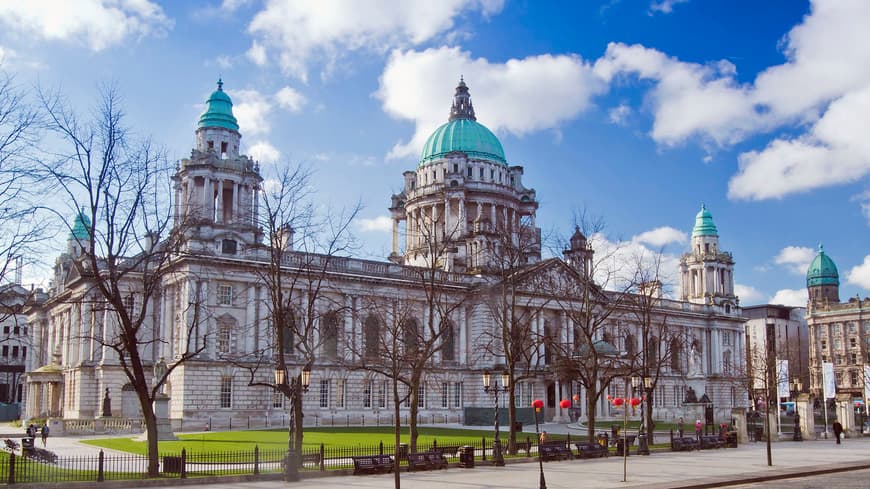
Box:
229, 163, 359, 476
39, 85, 205, 476
0, 71, 45, 308
477, 215, 549, 453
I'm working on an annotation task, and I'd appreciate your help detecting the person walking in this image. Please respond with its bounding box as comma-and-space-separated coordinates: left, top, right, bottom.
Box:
695, 419, 702, 440
832, 420, 843, 445
539, 430, 549, 445
40, 423, 49, 447
677, 417, 684, 437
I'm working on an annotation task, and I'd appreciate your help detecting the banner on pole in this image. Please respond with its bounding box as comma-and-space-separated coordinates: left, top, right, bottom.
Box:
823, 362, 836, 399
864, 365, 870, 402
777, 359, 790, 399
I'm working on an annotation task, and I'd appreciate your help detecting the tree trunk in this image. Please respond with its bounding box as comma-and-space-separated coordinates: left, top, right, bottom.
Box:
508, 386, 517, 454
293, 385, 304, 459
409, 373, 420, 451
393, 374, 401, 489
586, 391, 598, 439
138, 391, 159, 477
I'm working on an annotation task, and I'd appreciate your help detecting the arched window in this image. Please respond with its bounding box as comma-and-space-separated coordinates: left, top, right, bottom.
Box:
670, 339, 682, 372
278, 310, 295, 355
442, 320, 455, 362
402, 318, 419, 355
364, 315, 380, 359
625, 333, 637, 358
321, 311, 339, 360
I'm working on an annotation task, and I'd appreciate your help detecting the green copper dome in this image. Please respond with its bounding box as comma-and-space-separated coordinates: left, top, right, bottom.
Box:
70, 209, 91, 240
197, 79, 239, 132
806, 244, 839, 287
420, 119, 506, 165
692, 204, 718, 237
419, 78, 506, 166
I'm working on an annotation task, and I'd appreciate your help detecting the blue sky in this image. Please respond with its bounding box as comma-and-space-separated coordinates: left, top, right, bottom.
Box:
1, 0, 868, 306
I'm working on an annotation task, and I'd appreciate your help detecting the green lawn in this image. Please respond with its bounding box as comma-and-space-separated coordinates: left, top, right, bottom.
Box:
82, 427, 511, 456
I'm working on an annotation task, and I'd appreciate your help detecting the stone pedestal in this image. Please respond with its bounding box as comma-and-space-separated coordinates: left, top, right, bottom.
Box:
138, 394, 177, 441
797, 394, 814, 440
836, 394, 855, 437
731, 407, 748, 443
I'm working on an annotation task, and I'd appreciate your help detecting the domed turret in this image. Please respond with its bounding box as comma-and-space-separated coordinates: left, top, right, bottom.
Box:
419, 79, 506, 166
692, 204, 718, 237
198, 79, 239, 131
807, 244, 839, 304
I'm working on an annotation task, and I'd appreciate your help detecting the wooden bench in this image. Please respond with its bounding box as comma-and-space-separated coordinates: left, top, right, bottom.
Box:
614, 435, 636, 456
352, 455, 394, 475
301, 452, 321, 468
407, 451, 448, 471
539, 442, 573, 461
699, 435, 724, 449
514, 440, 532, 456
574, 441, 608, 459
672, 437, 699, 451
3, 439, 19, 452
435, 445, 462, 458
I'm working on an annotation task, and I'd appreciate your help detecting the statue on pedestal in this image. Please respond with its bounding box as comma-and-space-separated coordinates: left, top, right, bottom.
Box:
101, 388, 112, 417
154, 357, 167, 395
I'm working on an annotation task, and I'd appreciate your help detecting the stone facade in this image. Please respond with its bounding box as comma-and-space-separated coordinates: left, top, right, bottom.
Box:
22, 80, 748, 429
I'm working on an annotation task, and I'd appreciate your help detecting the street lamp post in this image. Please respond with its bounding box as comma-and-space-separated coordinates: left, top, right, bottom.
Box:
532, 399, 546, 489
791, 378, 803, 441
275, 365, 311, 482
632, 375, 652, 455
482, 370, 509, 467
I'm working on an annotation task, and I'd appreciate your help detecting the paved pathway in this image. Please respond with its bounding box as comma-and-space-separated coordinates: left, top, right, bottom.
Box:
32, 430, 870, 489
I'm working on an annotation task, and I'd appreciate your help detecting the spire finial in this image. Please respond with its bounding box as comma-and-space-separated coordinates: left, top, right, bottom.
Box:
819, 243, 824, 253
449, 77, 475, 121
217, 77, 224, 91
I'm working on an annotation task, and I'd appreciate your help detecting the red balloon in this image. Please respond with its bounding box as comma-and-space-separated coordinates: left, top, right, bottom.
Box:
612, 397, 624, 407
532, 399, 544, 409
559, 399, 571, 409
572, 394, 580, 402
629, 397, 642, 407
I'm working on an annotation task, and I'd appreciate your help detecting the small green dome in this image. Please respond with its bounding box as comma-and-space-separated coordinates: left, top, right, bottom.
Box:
420, 118, 506, 166
692, 204, 718, 237
197, 79, 239, 132
70, 210, 91, 240
807, 244, 839, 287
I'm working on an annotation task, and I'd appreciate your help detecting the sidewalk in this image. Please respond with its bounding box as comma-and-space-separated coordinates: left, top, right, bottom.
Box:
36, 431, 870, 489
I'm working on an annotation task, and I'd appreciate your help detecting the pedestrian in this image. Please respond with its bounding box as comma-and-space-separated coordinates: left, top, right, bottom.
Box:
677, 417, 684, 437
832, 420, 843, 445
540, 430, 549, 445
40, 423, 49, 447
695, 419, 702, 439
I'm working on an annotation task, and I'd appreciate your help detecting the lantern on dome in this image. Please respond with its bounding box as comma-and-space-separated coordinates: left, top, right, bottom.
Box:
559, 399, 571, 409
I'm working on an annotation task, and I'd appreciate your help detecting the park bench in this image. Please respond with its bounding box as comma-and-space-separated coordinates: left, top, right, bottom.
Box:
3, 439, 19, 452
574, 441, 608, 459
614, 435, 636, 456
723, 431, 738, 448
301, 452, 322, 468
352, 455, 394, 475
539, 442, 573, 461
407, 451, 448, 471
514, 440, 532, 456
699, 435, 724, 449
434, 444, 462, 458
672, 437, 699, 451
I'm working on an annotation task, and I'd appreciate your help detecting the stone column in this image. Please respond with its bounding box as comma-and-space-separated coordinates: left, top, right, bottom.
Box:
391, 218, 399, 255
796, 394, 814, 440
215, 180, 224, 223
836, 394, 856, 436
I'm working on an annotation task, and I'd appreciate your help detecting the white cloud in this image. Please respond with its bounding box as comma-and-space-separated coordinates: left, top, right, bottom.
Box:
247, 0, 505, 81
247, 40, 267, 66
846, 255, 870, 290
587, 232, 682, 297
631, 226, 687, 247
734, 283, 764, 304
221, 0, 251, 11
377, 46, 605, 160
594, 1, 870, 200
216, 55, 233, 69
649, 0, 689, 14
357, 215, 392, 232
608, 104, 631, 125
275, 86, 306, 112
229, 89, 272, 136
0, 1, 173, 52
248, 140, 280, 164
769, 288, 808, 307
773, 245, 816, 275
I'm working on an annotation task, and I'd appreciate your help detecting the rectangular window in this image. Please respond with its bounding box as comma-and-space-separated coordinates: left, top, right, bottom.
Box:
11, 346, 17, 358
850, 322, 857, 333
404, 387, 411, 408
453, 382, 462, 408
273, 391, 284, 408
850, 338, 857, 348
2, 327, 7, 334
441, 383, 449, 408
363, 381, 372, 408
1, 346, 7, 357
851, 353, 859, 364
217, 285, 233, 305
217, 324, 231, 353
220, 376, 233, 408
525, 382, 533, 407
821, 340, 827, 350
378, 381, 386, 408
13, 326, 19, 335
336, 379, 346, 408
320, 379, 330, 408
124, 294, 135, 311
417, 384, 425, 408
467, 167, 472, 178
851, 371, 859, 385
22, 347, 26, 360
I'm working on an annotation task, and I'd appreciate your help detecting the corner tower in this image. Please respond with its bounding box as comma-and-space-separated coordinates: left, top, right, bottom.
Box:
679, 204, 737, 309
806, 244, 839, 304
173, 79, 263, 255
389, 79, 539, 273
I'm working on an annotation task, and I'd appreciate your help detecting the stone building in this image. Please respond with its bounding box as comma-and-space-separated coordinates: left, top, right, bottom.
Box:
23, 79, 747, 431
806, 246, 870, 401
0, 284, 30, 415
743, 304, 809, 404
